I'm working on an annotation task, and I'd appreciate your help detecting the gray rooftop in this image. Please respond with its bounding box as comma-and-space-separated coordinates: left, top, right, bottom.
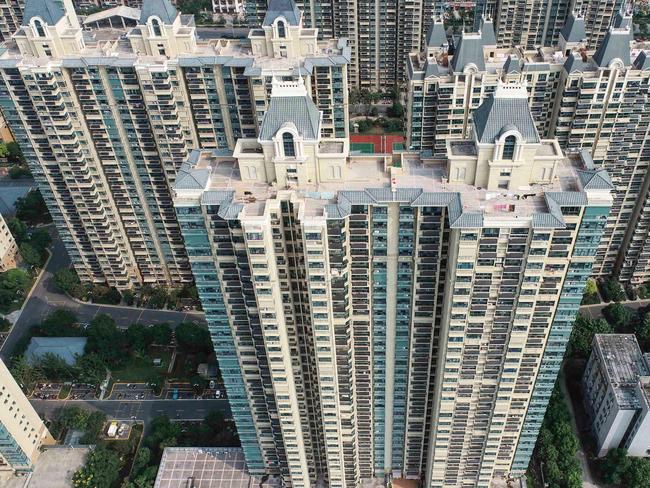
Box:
503, 54, 522, 74
154, 448, 280, 488
263, 0, 301, 26
593, 27, 631, 67
634, 51, 650, 70
22, 0, 66, 26
426, 19, 447, 48
560, 13, 586, 43
564, 51, 588, 73
480, 17, 496, 46
259, 95, 321, 141
451, 33, 485, 73
472, 93, 540, 144
26, 337, 87, 366
139, 0, 178, 25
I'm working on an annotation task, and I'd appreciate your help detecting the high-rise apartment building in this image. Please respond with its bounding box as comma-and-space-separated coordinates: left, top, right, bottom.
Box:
0, 214, 20, 272
174, 79, 612, 487
408, 10, 650, 284
245, 0, 440, 90
0, 359, 54, 474
0, 0, 23, 42
474, 0, 626, 49
0, 0, 348, 289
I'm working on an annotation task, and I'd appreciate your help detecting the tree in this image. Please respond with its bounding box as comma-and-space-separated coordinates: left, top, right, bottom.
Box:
20, 242, 44, 267
147, 286, 168, 309
147, 323, 172, 346
145, 415, 181, 459
75, 353, 106, 386
175, 322, 212, 354
626, 457, 650, 488
28, 229, 51, 252
72, 445, 122, 488
566, 314, 613, 359
7, 217, 27, 244
601, 448, 631, 485
122, 289, 135, 306
86, 314, 126, 366
603, 303, 637, 332
10, 355, 43, 392
0, 268, 31, 293
127, 323, 148, 356
37, 352, 75, 381
15, 189, 51, 225
0, 142, 8, 158
387, 102, 404, 118
601, 277, 626, 302
53, 268, 81, 296
80, 411, 107, 444
40, 308, 79, 336
581, 278, 600, 305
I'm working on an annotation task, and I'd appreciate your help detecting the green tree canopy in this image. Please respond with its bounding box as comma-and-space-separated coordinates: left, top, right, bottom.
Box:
175, 322, 212, 354
15, 189, 51, 225
19, 242, 44, 267
53, 268, 81, 295
86, 314, 126, 366
566, 314, 613, 359
72, 444, 122, 488
146, 323, 173, 346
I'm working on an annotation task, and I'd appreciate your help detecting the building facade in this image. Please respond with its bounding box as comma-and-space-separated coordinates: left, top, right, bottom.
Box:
174, 81, 612, 487
0, 0, 23, 42
245, 0, 440, 90
0, 359, 54, 474
474, 0, 626, 49
408, 11, 650, 284
0, 0, 348, 289
0, 213, 19, 272
582, 334, 650, 458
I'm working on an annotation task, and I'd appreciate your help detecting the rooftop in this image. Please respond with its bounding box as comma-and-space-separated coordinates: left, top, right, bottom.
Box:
154, 448, 280, 488
594, 334, 650, 408
26, 337, 87, 366
175, 143, 606, 226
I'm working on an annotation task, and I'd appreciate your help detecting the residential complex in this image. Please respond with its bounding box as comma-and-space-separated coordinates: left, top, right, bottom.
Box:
583, 334, 650, 457
407, 10, 650, 284
244, 0, 439, 90
0, 359, 54, 474
0, 213, 19, 272
473, 0, 626, 49
174, 80, 612, 487
0, 0, 349, 289
0, 0, 23, 42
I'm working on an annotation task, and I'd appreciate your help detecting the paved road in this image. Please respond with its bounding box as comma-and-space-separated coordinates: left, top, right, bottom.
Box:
0, 234, 206, 360
579, 298, 650, 319
31, 398, 231, 425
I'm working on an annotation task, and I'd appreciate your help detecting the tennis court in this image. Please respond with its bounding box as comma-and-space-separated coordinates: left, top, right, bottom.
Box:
351, 142, 375, 154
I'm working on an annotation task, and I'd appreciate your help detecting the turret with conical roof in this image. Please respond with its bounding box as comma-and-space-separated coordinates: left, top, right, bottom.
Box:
127, 0, 195, 57
425, 16, 447, 59
16, 0, 82, 57
559, 11, 586, 53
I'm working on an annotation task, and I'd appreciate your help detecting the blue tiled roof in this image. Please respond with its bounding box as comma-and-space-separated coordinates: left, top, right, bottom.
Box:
259, 96, 321, 141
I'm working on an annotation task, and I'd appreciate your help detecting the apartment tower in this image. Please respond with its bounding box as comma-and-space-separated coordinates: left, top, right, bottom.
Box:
0, 359, 54, 474
174, 80, 612, 486
246, 0, 441, 90
0, 0, 349, 289
474, 0, 626, 49
408, 10, 650, 284
0, 214, 19, 272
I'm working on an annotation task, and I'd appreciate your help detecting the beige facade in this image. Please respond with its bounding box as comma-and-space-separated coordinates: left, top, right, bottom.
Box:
0, 0, 348, 289
0, 214, 19, 272
0, 359, 54, 473
174, 80, 612, 487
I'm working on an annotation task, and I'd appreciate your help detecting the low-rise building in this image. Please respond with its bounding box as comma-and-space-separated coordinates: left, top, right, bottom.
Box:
583, 334, 650, 457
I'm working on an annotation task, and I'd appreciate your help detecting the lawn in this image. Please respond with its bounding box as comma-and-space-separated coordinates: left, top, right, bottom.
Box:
111, 350, 171, 383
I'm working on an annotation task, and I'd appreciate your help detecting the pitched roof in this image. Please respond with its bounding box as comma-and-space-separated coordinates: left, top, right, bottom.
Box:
612, 11, 632, 29
22, 0, 66, 26
26, 337, 87, 366
426, 19, 447, 48
139, 0, 178, 24
593, 27, 631, 67
560, 13, 586, 43
503, 54, 522, 74
263, 0, 301, 26
634, 51, 650, 70
451, 33, 485, 73
578, 169, 614, 190
259, 96, 320, 140
472, 86, 539, 143
480, 17, 496, 46
564, 51, 588, 73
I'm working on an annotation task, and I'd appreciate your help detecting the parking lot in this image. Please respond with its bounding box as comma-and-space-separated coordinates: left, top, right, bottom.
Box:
108, 382, 157, 401
32, 382, 62, 400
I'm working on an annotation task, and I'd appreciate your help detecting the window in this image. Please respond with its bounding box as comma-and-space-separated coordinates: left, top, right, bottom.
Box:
277, 20, 286, 38
282, 132, 295, 157
502, 135, 516, 160
34, 19, 45, 37
152, 18, 162, 37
